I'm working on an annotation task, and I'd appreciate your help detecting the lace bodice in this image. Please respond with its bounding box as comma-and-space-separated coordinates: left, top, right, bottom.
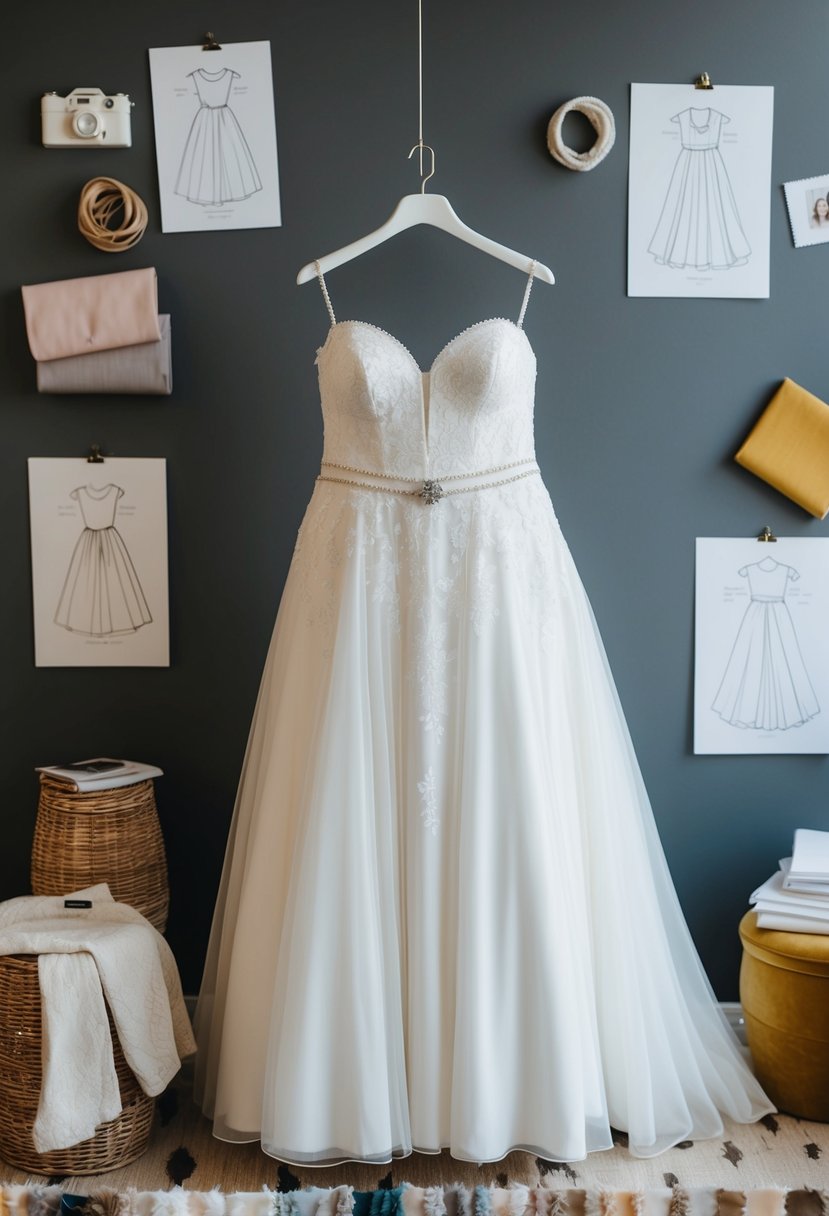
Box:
189, 68, 237, 109
313, 269, 538, 480
740, 558, 797, 601
70, 483, 122, 530
674, 107, 726, 151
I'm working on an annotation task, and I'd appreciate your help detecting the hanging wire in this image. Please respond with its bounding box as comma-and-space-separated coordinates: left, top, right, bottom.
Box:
407, 0, 435, 192
416, 0, 423, 175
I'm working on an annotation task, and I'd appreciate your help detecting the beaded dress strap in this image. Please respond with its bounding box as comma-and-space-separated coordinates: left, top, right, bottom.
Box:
517, 260, 536, 330
315, 260, 336, 327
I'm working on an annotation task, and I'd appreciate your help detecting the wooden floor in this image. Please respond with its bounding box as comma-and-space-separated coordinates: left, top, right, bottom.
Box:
1, 1084, 828, 1194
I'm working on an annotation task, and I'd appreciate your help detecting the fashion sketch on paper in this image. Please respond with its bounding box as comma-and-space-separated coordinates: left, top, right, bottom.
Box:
194, 262, 772, 1169
712, 557, 819, 731
648, 107, 751, 271
54, 484, 152, 637
174, 68, 262, 206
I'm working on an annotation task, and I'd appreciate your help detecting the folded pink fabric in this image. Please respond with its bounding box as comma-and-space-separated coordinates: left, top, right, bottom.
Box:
21, 267, 160, 361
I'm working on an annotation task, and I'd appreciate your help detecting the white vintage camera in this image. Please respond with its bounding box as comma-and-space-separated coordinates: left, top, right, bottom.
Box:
41, 88, 133, 148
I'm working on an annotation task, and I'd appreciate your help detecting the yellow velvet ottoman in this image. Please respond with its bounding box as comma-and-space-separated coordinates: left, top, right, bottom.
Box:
739, 909, 829, 1120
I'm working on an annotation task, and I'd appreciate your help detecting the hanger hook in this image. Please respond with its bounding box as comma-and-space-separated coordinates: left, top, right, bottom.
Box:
408, 141, 435, 194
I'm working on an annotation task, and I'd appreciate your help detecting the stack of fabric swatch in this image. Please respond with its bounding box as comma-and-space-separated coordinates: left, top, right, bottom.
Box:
21, 266, 172, 395
750, 828, 829, 933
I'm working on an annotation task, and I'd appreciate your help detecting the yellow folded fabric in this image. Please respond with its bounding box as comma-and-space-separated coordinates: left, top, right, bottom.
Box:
735, 378, 829, 519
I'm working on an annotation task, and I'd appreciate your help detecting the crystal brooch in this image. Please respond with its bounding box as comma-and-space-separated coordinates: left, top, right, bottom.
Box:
419, 479, 445, 505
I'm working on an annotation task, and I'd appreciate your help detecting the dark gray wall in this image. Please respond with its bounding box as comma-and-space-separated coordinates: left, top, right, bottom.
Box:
2, 0, 827, 996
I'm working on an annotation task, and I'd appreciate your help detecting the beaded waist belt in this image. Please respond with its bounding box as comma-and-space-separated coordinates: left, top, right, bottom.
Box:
316, 458, 539, 505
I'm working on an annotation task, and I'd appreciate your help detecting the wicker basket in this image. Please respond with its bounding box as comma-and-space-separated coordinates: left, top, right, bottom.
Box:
31, 777, 169, 933
0, 954, 155, 1174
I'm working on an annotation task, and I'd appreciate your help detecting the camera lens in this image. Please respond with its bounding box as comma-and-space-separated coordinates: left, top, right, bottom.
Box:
104, 98, 114, 109
73, 110, 100, 138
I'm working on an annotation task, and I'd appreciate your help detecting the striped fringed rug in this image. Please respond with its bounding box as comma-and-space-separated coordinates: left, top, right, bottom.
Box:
0, 1185, 829, 1216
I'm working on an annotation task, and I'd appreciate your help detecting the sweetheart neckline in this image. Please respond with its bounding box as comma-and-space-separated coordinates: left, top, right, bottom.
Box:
318, 316, 535, 375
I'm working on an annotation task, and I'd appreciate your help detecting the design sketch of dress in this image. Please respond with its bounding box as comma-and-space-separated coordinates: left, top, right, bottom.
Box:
712, 558, 819, 730
54, 484, 152, 637
194, 265, 773, 1168
175, 68, 262, 206
649, 107, 751, 271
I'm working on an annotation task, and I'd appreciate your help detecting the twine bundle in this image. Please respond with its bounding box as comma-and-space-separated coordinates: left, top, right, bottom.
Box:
78, 176, 148, 252
546, 96, 616, 172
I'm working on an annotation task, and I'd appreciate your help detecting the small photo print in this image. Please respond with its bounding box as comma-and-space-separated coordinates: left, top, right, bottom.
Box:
783, 174, 829, 247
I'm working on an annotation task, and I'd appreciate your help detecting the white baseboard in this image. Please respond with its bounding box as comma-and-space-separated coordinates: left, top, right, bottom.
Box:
721, 1001, 747, 1044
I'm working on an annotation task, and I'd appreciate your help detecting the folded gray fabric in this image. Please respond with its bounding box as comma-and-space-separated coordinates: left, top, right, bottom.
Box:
36, 315, 172, 395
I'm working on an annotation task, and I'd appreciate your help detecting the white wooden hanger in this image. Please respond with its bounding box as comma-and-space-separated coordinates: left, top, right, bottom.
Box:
297, 0, 553, 286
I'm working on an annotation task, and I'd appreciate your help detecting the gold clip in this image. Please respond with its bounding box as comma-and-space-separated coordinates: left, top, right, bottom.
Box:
86, 444, 106, 464
202, 32, 222, 51
695, 72, 714, 90
757, 525, 777, 543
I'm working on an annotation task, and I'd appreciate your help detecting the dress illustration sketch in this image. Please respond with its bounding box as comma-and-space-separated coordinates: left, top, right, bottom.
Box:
175, 68, 262, 206
649, 107, 751, 271
194, 265, 772, 1167
712, 558, 819, 731
54, 484, 152, 637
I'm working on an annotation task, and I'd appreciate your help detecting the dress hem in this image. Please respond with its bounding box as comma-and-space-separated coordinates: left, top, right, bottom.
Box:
204, 1111, 774, 1168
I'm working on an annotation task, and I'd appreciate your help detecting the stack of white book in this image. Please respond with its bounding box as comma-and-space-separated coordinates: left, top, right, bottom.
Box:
35, 758, 163, 792
750, 828, 829, 934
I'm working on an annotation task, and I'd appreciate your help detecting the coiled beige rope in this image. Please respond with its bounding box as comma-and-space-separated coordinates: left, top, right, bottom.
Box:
77, 177, 148, 252
546, 96, 616, 172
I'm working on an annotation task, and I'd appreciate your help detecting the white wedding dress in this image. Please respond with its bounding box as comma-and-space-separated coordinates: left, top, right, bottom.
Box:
194, 264, 772, 1166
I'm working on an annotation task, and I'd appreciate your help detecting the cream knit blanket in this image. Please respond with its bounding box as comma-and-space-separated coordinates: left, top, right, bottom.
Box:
0, 884, 195, 1152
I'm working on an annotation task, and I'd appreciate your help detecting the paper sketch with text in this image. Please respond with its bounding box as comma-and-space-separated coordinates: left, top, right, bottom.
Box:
29, 458, 169, 668
629, 83, 774, 299
695, 538, 829, 754
149, 41, 280, 233
711, 557, 819, 731
175, 68, 262, 206
55, 483, 153, 637
648, 108, 751, 271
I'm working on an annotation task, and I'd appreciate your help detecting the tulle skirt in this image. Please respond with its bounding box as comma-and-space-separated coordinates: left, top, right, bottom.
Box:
54, 525, 152, 636
194, 475, 772, 1165
175, 105, 262, 206
648, 148, 751, 271
712, 599, 820, 730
